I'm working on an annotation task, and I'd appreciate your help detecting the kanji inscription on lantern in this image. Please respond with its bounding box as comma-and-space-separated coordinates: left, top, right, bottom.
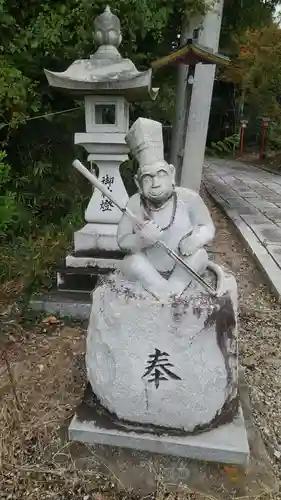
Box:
100, 175, 115, 211
101, 174, 114, 191
142, 348, 181, 389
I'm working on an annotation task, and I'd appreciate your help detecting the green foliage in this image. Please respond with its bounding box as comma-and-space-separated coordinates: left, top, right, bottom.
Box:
120, 159, 139, 196
209, 0, 279, 142
267, 120, 281, 151
0, 207, 84, 293
0, 151, 18, 234
0, 58, 39, 132
183, 0, 209, 17
206, 134, 240, 156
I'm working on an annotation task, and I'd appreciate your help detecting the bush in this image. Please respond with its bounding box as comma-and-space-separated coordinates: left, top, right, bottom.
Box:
0, 151, 19, 236
120, 158, 138, 196
267, 121, 281, 151
206, 134, 240, 157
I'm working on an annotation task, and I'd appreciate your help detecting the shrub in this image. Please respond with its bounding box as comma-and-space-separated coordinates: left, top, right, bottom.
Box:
0, 151, 19, 236
206, 134, 240, 157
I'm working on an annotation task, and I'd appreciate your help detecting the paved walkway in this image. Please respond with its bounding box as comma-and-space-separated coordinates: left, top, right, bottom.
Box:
204, 158, 281, 299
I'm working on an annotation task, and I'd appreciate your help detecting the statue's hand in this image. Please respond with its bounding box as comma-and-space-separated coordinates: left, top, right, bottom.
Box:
179, 232, 198, 257
136, 221, 163, 248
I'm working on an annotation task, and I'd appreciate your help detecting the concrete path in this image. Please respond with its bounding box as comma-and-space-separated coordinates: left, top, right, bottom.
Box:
204, 158, 281, 299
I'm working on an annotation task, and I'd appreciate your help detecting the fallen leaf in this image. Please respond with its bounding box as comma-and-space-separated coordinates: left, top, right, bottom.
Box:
223, 466, 243, 483
42, 316, 59, 325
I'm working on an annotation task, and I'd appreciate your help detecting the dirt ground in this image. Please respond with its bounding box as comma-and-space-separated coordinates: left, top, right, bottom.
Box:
0, 192, 281, 499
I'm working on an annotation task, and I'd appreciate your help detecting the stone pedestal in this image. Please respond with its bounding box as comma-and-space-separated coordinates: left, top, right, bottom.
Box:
69, 268, 249, 466
74, 223, 120, 253
69, 398, 249, 465
73, 126, 129, 256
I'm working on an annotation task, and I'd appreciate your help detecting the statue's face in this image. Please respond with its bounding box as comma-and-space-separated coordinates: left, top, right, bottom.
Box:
138, 163, 175, 204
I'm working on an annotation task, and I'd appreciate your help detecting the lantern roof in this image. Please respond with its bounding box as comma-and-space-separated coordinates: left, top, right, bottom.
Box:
44, 6, 158, 102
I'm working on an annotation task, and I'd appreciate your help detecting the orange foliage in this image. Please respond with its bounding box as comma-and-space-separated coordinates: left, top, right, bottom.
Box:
221, 25, 281, 120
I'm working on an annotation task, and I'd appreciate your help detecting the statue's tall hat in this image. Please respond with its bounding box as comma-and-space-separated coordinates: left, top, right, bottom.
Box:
125, 118, 165, 168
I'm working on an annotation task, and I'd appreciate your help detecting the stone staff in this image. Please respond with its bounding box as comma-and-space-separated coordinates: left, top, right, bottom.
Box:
73, 159, 218, 297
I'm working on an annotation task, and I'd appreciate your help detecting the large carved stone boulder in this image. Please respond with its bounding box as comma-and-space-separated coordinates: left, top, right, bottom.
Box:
86, 270, 238, 434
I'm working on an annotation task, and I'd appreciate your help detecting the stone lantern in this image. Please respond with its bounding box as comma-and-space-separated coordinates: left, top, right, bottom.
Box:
42, 6, 158, 316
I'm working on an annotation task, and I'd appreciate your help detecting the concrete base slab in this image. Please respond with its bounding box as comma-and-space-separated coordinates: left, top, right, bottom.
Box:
69, 406, 249, 466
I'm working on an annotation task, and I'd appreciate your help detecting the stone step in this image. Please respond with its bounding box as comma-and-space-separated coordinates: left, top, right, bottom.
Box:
57, 265, 112, 293
65, 253, 122, 271
29, 250, 126, 319
29, 289, 92, 320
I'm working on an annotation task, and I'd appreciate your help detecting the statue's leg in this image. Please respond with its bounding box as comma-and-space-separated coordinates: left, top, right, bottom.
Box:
120, 253, 170, 299
168, 248, 209, 296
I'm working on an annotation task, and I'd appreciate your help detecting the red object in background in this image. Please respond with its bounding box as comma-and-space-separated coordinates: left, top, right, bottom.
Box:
240, 120, 248, 155
260, 117, 271, 161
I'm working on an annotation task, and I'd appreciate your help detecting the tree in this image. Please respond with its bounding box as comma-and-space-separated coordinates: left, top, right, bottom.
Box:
221, 0, 280, 50
207, 0, 281, 142
222, 24, 281, 134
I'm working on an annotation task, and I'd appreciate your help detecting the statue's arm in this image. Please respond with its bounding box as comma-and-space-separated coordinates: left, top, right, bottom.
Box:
117, 195, 141, 253
179, 189, 215, 255
190, 192, 215, 246
117, 216, 141, 253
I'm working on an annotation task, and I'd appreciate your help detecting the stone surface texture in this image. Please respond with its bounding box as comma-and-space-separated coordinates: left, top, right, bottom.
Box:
74, 223, 122, 253
86, 271, 238, 433
204, 159, 281, 299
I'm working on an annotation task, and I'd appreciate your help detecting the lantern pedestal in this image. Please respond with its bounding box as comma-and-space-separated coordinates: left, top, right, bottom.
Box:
57, 94, 130, 297
74, 224, 120, 253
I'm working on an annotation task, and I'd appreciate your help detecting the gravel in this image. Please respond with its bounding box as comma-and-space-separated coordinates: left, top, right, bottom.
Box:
205, 191, 281, 481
